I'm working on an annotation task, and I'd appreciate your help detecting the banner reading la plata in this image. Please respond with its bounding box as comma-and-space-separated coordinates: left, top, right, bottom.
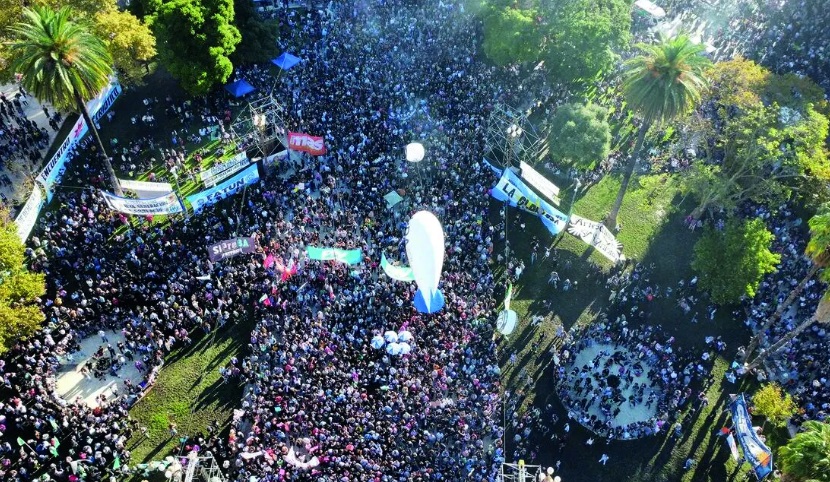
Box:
101, 190, 184, 216
491, 169, 569, 235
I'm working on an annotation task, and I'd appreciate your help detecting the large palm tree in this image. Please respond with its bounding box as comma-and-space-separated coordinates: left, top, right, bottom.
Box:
743, 208, 830, 362
778, 421, 830, 482
606, 34, 710, 229
8, 6, 121, 195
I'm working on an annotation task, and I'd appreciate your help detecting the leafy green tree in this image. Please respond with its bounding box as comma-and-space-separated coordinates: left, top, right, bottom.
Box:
481, 5, 540, 66
691, 218, 780, 305
94, 9, 157, 86
684, 102, 830, 217
752, 383, 798, 428
8, 6, 121, 194
0, 213, 45, 354
743, 205, 830, 362
543, 0, 634, 85
148, 0, 241, 95
548, 103, 611, 170
778, 421, 830, 482
230, 0, 278, 65
606, 35, 711, 229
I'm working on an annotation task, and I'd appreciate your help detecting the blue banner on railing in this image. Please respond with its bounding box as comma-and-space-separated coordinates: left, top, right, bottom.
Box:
490, 168, 569, 235
730, 394, 773, 480
186, 163, 260, 213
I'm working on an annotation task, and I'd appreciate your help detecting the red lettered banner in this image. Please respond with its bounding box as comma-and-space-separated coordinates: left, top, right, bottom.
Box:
288, 132, 326, 155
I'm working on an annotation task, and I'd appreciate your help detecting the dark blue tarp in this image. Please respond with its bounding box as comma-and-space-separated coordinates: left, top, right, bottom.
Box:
271, 53, 302, 70
224, 80, 256, 98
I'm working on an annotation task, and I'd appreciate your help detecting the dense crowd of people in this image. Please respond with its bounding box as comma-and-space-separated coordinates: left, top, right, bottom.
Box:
0, 1, 829, 481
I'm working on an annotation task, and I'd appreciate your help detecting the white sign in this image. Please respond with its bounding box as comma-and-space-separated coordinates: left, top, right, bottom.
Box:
567, 214, 623, 263
118, 179, 173, 199
14, 187, 45, 242
520, 161, 561, 205
199, 152, 249, 188
101, 190, 184, 216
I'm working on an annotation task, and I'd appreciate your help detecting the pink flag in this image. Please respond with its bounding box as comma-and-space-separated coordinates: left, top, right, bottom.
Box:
264, 254, 275, 269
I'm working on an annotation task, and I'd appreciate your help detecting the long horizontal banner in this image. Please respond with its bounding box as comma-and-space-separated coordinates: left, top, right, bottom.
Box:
186, 163, 260, 213
37, 81, 122, 202
567, 214, 623, 263
14, 186, 45, 242
101, 190, 184, 216
199, 152, 249, 188
118, 179, 173, 199
288, 132, 326, 155
491, 169, 569, 235
306, 246, 362, 265
520, 161, 561, 205
380, 253, 415, 281
208, 237, 257, 262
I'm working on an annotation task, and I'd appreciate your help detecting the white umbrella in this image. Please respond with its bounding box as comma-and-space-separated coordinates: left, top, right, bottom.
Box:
384, 330, 399, 343
371, 335, 385, 350
399, 342, 412, 355
386, 342, 402, 355
397, 330, 413, 342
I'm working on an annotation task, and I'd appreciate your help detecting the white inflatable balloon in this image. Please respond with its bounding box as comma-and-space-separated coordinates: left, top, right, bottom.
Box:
405, 211, 445, 313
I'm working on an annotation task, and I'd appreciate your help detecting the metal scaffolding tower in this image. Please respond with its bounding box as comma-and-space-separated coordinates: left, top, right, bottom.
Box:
499, 461, 547, 482
230, 92, 288, 157
484, 104, 548, 169
183, 452, 227, 482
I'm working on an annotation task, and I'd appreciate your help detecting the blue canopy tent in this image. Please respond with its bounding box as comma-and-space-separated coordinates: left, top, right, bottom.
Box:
271, 53, 302, 71
224, 80, 256, 98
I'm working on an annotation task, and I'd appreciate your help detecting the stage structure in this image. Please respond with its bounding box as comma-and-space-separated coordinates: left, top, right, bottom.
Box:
183, 452, 227, 482
230, 92, 288, 157
499, 461, 547, 482
484, 104, 547, 170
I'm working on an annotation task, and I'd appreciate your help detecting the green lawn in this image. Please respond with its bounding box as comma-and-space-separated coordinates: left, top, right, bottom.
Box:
126, 315, 254, 465
497, 171, 767, 481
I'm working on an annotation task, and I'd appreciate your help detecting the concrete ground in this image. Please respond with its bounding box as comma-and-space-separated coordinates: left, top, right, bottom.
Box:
0, 83, 60, 205
53, 330, 144, 408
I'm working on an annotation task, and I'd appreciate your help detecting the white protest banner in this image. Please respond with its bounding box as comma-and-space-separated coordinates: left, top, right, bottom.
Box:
199, 152, 249, 188
14, 187, 45, 242
37, 81, 122, 201
264, 150, 288, 166
101, 190, 184, 216
520, 161, 561, 205
186, 163, 260, 213
567, 214, 623, 263
118, 179, 173, 199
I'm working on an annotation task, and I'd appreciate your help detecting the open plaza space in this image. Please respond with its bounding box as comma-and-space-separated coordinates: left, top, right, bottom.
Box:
0, 1, 829, 482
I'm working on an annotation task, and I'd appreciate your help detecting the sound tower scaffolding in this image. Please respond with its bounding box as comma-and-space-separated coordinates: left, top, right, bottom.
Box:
230, 91, 288, 157
483, 103, 548, 170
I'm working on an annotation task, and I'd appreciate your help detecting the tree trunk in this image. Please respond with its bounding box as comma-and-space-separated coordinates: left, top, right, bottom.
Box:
744, 316, 818, 372
74, 91, 121, 196
606, 121, 650, 229
743, 263, 819, 362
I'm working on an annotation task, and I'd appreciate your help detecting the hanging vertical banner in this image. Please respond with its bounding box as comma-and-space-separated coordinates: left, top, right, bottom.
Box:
288, 132, 326, 155
186, 163, 260, 213
14, 186, 45, 242
37, 81, 122, 201
504, 283, 513, 311
101, 190, 184, 215
490, 169, 569, 235
567, 214, 623, 263
730, 394, 774, 480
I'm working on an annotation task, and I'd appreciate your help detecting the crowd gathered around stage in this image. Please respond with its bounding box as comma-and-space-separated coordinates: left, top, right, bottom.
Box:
0, 0, 829, 481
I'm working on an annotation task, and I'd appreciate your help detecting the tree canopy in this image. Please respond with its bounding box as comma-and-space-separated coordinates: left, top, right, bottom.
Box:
0, 213, 45, 355
230, 0, 279, 66
480, 0, 633, 85
147, 0, 241, 95
548, 103, 611, 170
752, 383, 798, 428
779, 421, 830, 482
691, 218, 780, 305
